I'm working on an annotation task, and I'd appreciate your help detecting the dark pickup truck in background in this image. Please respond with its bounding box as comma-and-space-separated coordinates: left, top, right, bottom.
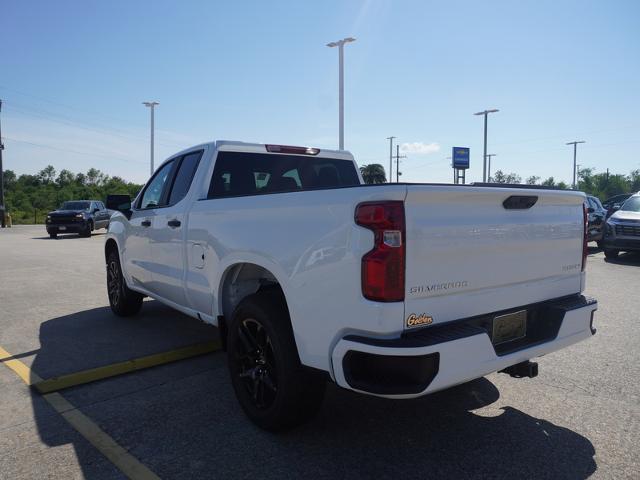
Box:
46, 200, 111, 238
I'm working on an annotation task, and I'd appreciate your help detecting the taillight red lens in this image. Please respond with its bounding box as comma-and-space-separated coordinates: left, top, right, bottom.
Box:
355, 201, 406, 302
582, 202, 588, 271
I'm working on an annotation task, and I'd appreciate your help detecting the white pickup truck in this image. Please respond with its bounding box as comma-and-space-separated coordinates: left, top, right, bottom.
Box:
105, 141, 598, 431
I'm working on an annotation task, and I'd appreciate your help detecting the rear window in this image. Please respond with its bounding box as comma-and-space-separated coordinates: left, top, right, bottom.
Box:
207, 151, 360, 199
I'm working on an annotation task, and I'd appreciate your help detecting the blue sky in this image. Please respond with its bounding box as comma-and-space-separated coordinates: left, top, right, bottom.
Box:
1, 0, 639, 184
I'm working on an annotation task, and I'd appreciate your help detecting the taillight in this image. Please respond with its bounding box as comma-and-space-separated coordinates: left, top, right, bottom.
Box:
355, 201, 405, 302
582, 203, 588, 271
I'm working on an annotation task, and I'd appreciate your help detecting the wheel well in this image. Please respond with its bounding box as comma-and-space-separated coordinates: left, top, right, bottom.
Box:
219, 263, 286, 322
105, 239, 118, 263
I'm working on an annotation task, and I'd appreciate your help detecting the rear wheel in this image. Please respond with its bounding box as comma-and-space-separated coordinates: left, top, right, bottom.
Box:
227, 291, 325, 431
106, 250, 143, 316
604, 248, 619, 259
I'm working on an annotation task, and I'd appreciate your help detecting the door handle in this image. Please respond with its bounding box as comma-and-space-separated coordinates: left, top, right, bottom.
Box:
141, 220, 151, 227
167, 219, 181, 228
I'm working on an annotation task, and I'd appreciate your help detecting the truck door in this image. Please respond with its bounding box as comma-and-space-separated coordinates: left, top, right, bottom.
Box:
148, 150, 203, 307
124, 159, 177, 290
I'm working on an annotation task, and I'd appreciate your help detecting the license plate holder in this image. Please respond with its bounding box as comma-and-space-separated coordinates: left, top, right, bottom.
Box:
492, 310, 527, 345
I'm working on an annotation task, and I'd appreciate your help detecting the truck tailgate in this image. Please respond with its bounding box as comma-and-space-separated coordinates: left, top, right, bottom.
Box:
403, 186, 585, 326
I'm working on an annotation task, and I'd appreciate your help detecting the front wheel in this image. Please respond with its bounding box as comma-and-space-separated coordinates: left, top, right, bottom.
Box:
106, 250, 143, 316
227, 291, 326, 431
604, 248, 619, 259
80, 221, 92, 237
49, 232, 57, 239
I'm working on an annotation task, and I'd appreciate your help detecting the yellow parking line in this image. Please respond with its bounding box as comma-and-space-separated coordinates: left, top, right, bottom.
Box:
0, 346, 161, 480
33, 340, 221, 394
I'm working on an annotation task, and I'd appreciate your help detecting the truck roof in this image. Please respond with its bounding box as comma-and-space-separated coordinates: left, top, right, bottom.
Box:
168, 140, 354, 162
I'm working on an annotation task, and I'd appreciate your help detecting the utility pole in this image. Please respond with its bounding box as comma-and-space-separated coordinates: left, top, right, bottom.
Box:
0, 99, 5, 228
386, 136, 395, 183
143, 101, 159, 176
327, 37, 356, 150
474, 109, 499, 182
394, 145, 407, 183
486, 153, 497, 181
566, 140, 585, 189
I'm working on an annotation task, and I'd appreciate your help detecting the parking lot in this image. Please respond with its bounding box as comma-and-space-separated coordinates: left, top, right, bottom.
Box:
0, 225, 638, 479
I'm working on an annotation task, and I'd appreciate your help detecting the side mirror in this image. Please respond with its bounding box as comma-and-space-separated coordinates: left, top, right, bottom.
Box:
106, 194, 132, 219
587, 207, 595, 213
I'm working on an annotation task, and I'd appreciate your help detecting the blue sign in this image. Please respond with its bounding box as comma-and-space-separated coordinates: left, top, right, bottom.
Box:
452, 147, 470, 169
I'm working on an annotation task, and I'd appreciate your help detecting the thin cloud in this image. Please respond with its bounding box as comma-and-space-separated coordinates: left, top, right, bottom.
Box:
400, 142, 441, 155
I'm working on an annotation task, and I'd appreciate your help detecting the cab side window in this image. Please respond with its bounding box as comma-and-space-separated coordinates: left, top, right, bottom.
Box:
168, 151, 203, 205
138, 160, 175, 209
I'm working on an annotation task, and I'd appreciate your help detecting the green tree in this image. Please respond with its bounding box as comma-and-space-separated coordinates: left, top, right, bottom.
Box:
359, 164, 387, 184
37, 165, 56, 185
4, 166, 143, 224
491, 170, 521, 184
56, 169, 75, 187
525, 175, 540, 185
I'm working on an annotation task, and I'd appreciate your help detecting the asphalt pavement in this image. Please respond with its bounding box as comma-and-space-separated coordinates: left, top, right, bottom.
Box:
0, 225, 638, 479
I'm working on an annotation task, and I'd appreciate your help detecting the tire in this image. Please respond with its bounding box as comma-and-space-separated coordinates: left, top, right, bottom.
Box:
227, 291, 326, 431
49, 232, 57, 239
80, 221, 92, 237
106, 250, 143, 316
596, 240, 604, 249
604, 249, 619, 259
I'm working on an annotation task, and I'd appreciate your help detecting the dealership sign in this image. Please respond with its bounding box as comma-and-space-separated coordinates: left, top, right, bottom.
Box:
452, 147, 470, 169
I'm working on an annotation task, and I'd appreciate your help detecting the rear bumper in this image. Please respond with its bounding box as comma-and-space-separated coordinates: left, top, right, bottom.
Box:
331, 295, 597, 398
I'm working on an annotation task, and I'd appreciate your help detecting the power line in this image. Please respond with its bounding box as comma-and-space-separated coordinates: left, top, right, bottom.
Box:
5, 102, 186, 149
2, 136, 147, 165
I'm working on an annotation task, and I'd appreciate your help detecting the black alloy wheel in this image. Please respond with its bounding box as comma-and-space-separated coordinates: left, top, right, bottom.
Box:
234, 318, 278, 410
106, 250, 143, 316
227, 291, 326, 431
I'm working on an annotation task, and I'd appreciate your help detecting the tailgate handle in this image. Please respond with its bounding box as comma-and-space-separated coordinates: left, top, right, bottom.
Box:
503, 195, 538, 210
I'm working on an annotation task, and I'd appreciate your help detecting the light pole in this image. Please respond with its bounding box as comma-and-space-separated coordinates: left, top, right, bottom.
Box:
143, 101, 159, 176
474, 109, 499, 182
566, 140, 585, 189
394, 145, 407, 183
486, 153, 497, 181
386, 136, 395, 183
327, 37, 356, 150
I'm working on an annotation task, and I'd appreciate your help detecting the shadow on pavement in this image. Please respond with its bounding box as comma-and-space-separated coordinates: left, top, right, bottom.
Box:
604, 251, 640, 266
28, 302, 597, 479
29, 301, 218, 479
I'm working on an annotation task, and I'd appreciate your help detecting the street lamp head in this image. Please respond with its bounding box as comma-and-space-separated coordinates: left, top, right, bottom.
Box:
143, 101, 159, 107
474, 109, 499, 115
566, 140, 586, 145
327, 37, 356, 48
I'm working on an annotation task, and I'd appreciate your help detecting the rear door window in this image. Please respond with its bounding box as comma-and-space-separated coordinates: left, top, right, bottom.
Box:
168, 151, 203, 205
207, 152, 359, 199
